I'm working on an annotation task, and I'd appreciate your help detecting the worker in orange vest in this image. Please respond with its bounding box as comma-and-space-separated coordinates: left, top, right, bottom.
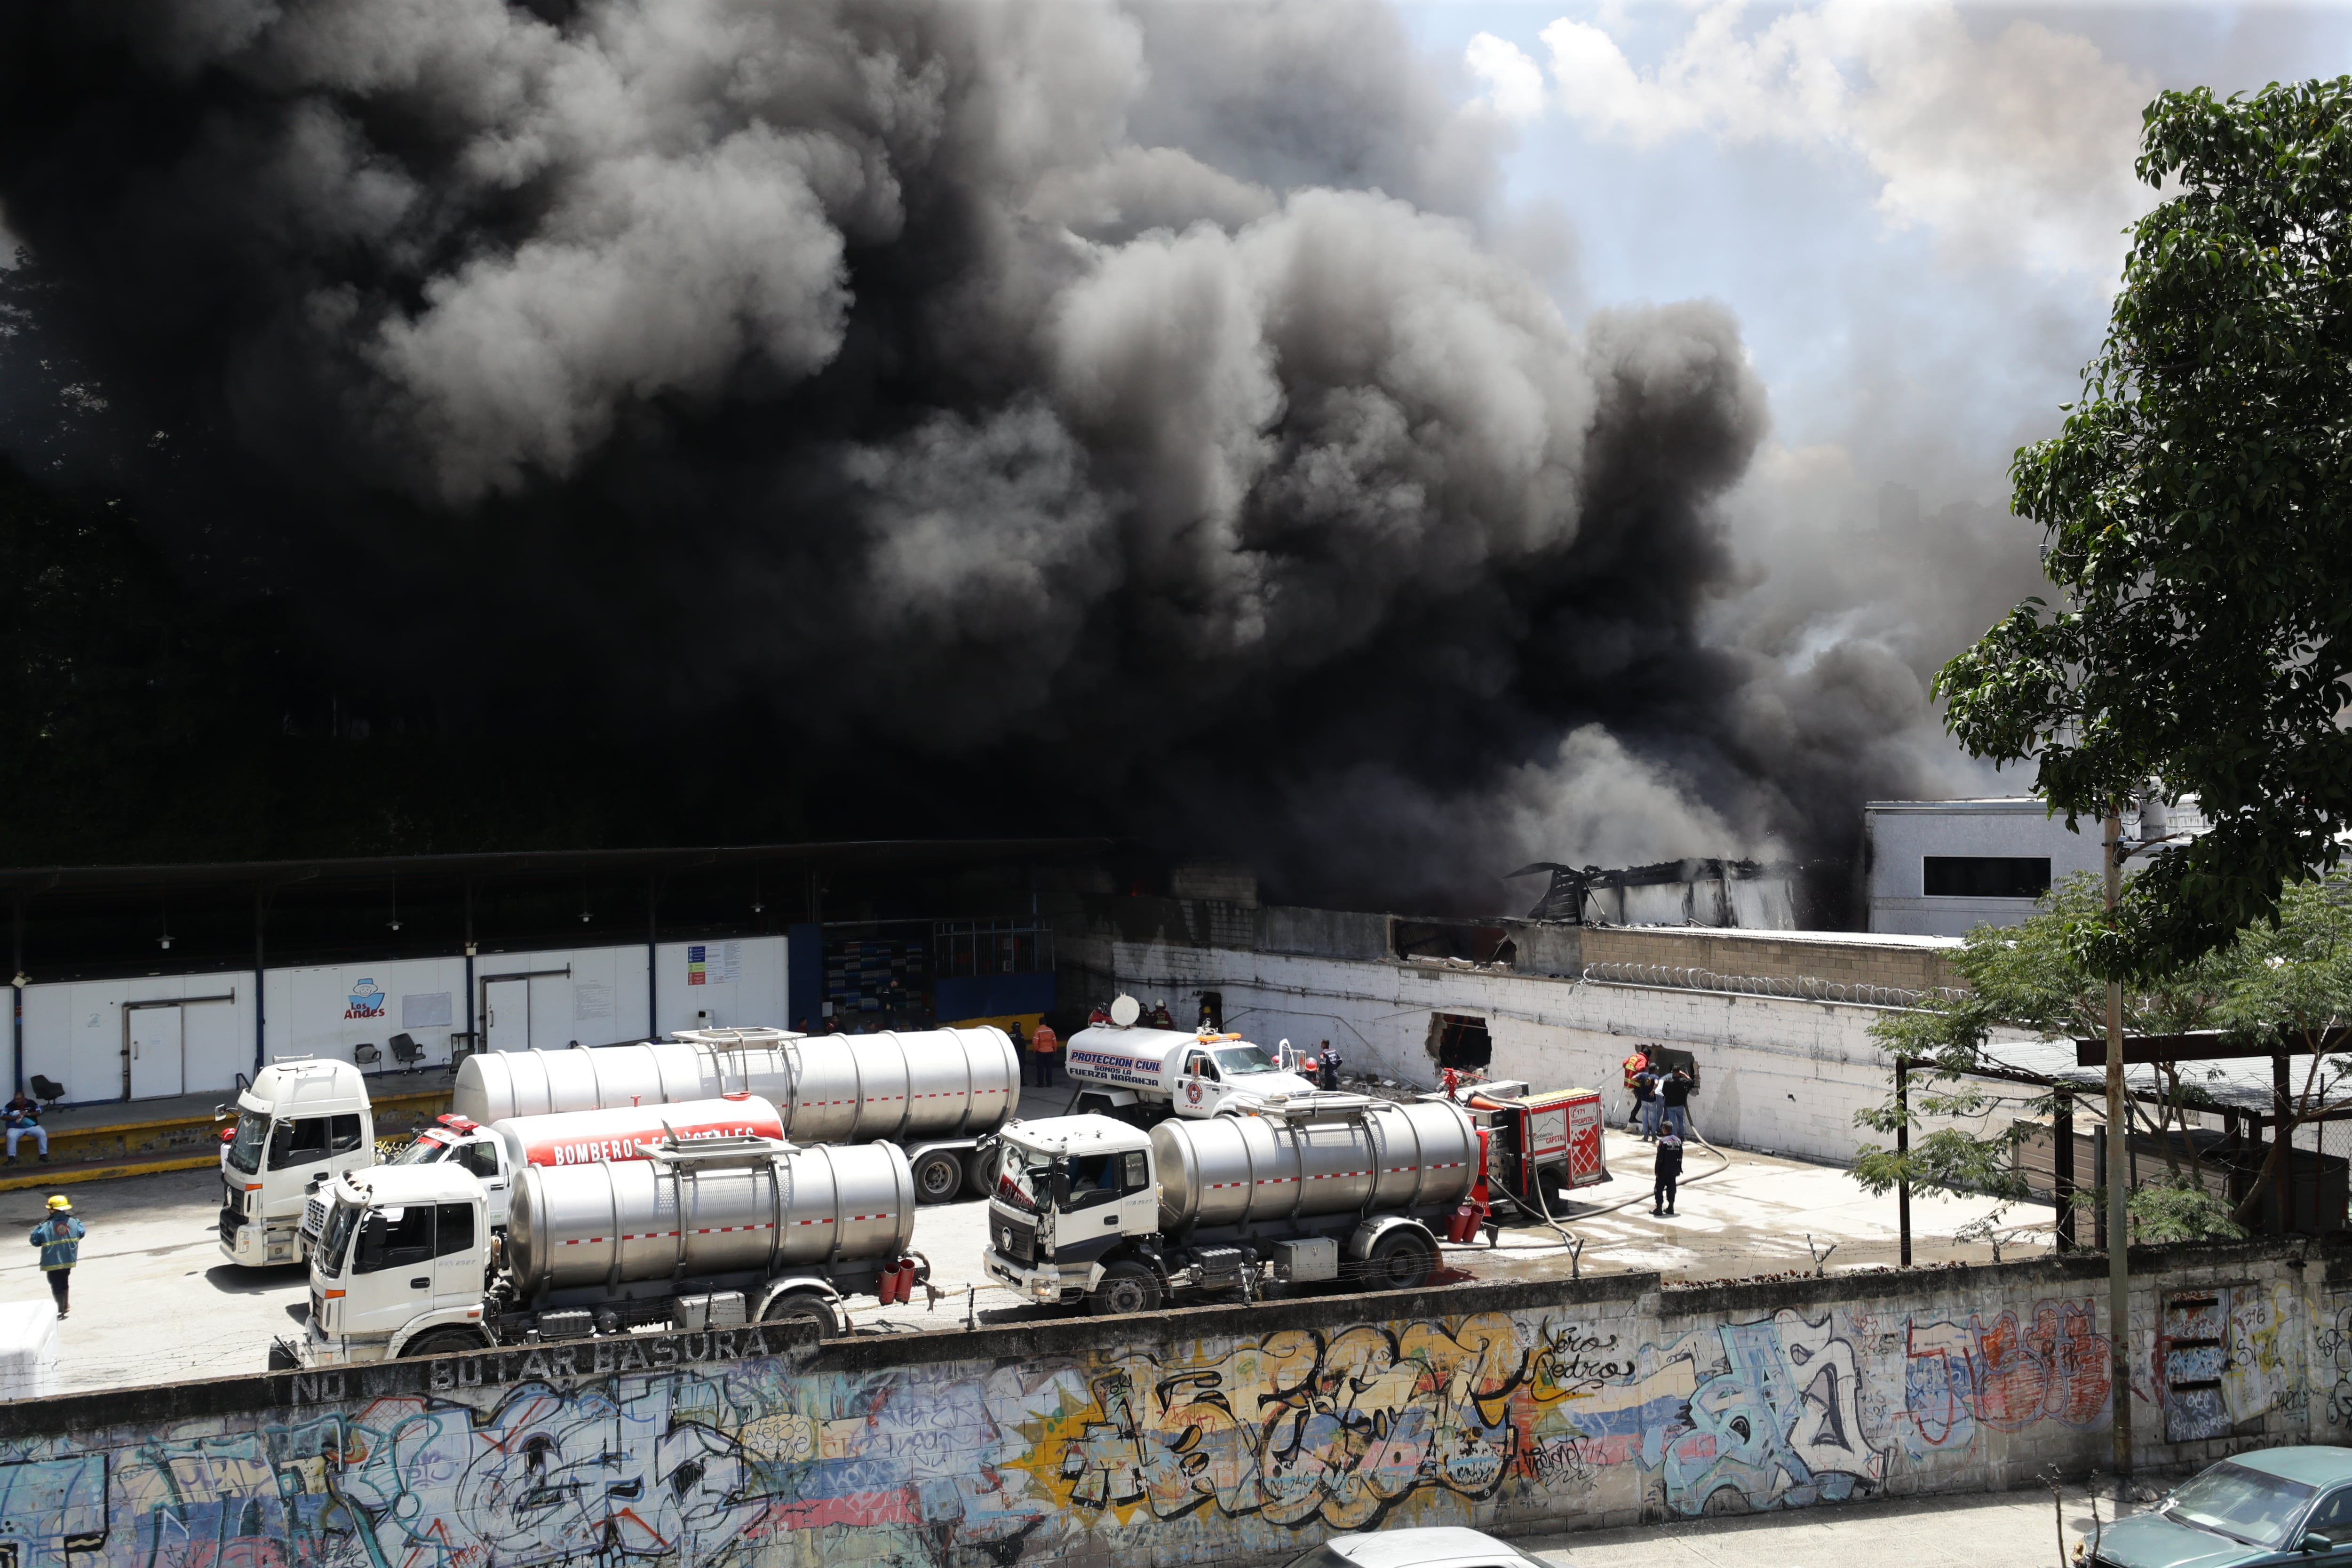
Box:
1028, 1020, 1061, 1088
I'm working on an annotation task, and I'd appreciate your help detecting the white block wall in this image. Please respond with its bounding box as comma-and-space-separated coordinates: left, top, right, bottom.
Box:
20, 970, 255, 1106
1098, 942, 2028, 1166
10, 935, 791, 1106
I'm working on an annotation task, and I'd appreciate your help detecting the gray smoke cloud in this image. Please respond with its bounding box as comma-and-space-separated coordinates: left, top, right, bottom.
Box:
0, 0, 1963, 914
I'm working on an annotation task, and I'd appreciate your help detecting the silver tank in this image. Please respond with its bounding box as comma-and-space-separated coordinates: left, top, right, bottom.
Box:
1151, 1101, 1479, 1230
453, 1027, 1021, 1142
505, 1140, 916, 1292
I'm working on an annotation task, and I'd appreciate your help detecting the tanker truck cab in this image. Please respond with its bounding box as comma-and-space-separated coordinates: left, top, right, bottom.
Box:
302, 1166, 491, 1366
324, 1118, 511, 1239
217, 1059, 374, 1268
1064, 1018, 1319, 1126
987, 1098, 1475, 1318
984, 1115, 1160, 1309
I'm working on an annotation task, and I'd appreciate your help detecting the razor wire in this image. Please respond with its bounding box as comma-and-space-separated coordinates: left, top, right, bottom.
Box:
1578, 961, 1966, 1009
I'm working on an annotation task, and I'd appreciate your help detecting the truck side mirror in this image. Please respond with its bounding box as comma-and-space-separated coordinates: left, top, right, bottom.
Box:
1048, 1172, 1072, 1206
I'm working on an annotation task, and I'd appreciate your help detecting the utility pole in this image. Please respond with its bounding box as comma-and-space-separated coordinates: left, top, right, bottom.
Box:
2104, 807, 2132, 1495
1895, 1056, 1911, 1266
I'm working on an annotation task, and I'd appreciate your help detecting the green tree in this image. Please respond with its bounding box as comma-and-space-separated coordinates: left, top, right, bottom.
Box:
1939, 78, 2352, 971
2214, 879, 2352, 1225
1855, 874, 2245, 1246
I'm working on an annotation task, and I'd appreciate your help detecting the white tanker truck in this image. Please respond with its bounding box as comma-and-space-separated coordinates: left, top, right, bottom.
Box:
982, 1096, 1482, 1317
286, 1128, 922, 1368
452, 1027, 1020, 1204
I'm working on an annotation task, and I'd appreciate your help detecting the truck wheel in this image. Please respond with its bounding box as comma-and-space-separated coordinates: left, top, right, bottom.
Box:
761, 1294, 837, 1337
399, 1328, 489, 1359
1089, 1261, 1162, 1318
1073, 1092, 1112, 1118
912, 1150, 964, 1204
961, 1146, 998, 1199
1366, 1228, 1436, 1290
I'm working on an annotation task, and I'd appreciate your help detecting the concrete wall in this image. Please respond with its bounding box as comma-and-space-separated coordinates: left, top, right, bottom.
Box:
11, 936, 790, 1106
1093, 940, 1999, 1164
0, 1242, 2339, 1568
1579, 926, 1958, 994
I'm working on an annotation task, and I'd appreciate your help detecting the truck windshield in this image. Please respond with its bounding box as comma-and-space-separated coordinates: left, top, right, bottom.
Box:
1213, 1046, 1279, 1076
225, 1111, 270, 1175
388, 1135, 451, 1166
996, 1149, 1049, 1214
2165, 1462, 2317, 1548
318, 1198, 362, 1276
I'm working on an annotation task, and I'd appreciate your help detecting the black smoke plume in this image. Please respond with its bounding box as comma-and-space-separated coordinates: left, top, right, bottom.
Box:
0, 0, 1963, 914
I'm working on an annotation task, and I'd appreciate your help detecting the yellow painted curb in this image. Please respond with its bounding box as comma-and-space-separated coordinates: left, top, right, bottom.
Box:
0, 1154, 220, 1193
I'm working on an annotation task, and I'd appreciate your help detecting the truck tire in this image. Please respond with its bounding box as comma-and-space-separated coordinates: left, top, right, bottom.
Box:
399, 1327, 489, 1359
761, 1293, 837, 1337
1089, 1260, 1162, 1318
1073, 1092, 1113, 1119
1366, 1227, 1436, 1290
962, 1146, 999, 1199
911, 1149, 965, 1205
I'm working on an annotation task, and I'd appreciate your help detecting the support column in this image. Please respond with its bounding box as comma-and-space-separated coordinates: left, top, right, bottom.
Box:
10, 899, 23, 1096
253, 890, 268, 1077
2053, 1087, 2075, 1252
463, 879, 477, 1059
646, 874, 659, 1041
2103, 807, 2132, 1491
1895, 1056, 1912, 1267
2273, 1053, 2293, 1235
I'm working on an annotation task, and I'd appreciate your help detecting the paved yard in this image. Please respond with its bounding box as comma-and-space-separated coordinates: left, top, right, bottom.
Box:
1515, 1480, 2164, 1568
0, 1092, 2060, 1389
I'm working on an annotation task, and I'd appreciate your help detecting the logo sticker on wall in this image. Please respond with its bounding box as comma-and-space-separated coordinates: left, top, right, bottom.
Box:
346, 979, 387, 1019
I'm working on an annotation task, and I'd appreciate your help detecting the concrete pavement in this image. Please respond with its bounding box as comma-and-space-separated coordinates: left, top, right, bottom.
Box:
0, 1079, 2065, 1387
1515, 1480, 2155, 1568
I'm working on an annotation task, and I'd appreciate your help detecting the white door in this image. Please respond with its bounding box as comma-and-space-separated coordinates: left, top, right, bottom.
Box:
485, 979, 530, 1052
129, 1006, 184, 1099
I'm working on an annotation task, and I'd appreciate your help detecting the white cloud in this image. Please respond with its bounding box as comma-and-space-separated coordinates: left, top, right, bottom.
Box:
1534, 1, 2160, 279
1464, 32, 1549, 124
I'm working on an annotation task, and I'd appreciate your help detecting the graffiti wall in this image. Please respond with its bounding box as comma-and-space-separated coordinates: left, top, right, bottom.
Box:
0, 1247, 2336, 1568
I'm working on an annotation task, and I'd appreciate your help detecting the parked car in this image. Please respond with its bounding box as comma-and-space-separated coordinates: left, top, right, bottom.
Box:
2094, 1446, 2352, 1567
1283, 1526, 1556, 1568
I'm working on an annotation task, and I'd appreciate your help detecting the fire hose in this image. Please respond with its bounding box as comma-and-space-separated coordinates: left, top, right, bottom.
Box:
1436, 1118, 1734, 1262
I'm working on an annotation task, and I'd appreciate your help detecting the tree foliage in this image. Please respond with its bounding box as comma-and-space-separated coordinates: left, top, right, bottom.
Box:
1860, 878, 2352, 1243
1938, 78, 2352, 971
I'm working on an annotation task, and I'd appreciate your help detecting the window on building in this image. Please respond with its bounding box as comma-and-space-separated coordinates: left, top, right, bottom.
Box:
1923, 857, 2052, 899
1428, 1014, 1493, 1070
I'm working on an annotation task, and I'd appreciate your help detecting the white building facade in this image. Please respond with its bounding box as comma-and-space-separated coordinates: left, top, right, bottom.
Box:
1863, 797, 2106, 937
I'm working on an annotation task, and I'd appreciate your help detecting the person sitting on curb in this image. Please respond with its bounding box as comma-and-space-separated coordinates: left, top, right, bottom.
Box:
30, 1195, 83, 1319
3, 1090, 48, 1165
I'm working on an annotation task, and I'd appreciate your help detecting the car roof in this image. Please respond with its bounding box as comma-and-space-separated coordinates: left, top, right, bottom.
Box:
2229, 1446, 2352, 1488
1321, 1527, 1542, 1567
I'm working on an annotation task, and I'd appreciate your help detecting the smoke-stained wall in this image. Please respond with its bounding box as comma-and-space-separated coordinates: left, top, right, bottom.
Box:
0, 0, 2012, 916
0, 1245, 2336, 1568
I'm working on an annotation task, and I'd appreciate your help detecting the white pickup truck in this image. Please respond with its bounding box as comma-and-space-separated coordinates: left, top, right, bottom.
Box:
1063, 999, 1321, 1127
